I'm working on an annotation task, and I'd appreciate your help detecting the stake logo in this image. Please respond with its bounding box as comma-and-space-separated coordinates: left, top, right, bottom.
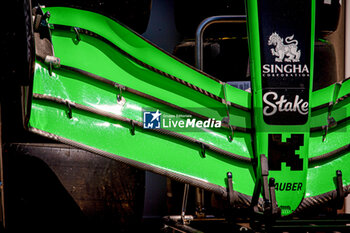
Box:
143, 110, 161, 129
263, 91, 308, 116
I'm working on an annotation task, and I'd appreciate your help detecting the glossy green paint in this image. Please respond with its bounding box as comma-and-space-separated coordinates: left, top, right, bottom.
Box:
27, 5, 350, 217
310, 87, 333, 128
43, 7, 251, 111
309, 121, 349, 158
310, 84, 340, 128
310, 79, 350, 130
311, 85, 336, 108
33, 61, 253, 159
48, 29, 251, 129
338, 79, 350, 99
307, 80, 350, 196
30, 96, 255, 194
307, 150, 350, 196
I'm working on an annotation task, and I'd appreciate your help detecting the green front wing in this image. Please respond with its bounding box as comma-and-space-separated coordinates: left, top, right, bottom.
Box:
26, 6, 350, 216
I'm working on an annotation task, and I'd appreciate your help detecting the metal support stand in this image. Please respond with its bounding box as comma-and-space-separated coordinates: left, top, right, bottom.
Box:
181, 183, 190, 224
335, 170, 345, 210
251, 155, 280, 217
227, 172, 238, 208
163, 15, 249, 232
195, 187, 205, 218
268, 178, 280, 216
195, 15, 246, 70
0, 104, 5, 229
194, 15, 246, 218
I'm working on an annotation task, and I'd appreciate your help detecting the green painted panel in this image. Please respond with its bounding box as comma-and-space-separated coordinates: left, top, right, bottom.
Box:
309, 121, 349, 158
42, 6, 251, 110
338, 79, 350, 99
29, 98, 255, 195
33, 62, 253, 158
311, 84, 335, 108
307, 150, 350, 196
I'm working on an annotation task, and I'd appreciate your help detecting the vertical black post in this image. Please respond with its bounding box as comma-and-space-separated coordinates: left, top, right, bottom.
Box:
0, 104, 5, 228
251, 155, 272, 214
260, 155, 271, 213
336, 170, 345, 210
227, 172, 236, 207
181, 184, 190, 224
269, 178, 280, 216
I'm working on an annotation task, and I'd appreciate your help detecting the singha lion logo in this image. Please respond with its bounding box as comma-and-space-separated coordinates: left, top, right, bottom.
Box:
268, 32, 301, 63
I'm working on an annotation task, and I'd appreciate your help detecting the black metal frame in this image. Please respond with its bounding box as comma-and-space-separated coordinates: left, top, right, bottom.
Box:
162, 213, 350, 232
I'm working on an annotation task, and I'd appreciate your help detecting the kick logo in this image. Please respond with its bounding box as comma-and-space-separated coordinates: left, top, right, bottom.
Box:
268, 134, 304, 171
268, 32, 300, 63
143, 110, 161, 129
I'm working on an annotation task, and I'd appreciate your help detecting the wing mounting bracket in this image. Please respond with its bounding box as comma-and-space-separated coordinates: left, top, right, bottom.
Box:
251, 154, 281, 217
335, 170, 345, 210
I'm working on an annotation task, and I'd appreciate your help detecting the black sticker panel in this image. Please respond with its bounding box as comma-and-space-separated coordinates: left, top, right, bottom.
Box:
262, 89, 309, 125
268, 134, 304, 171
258, 0, 312, 125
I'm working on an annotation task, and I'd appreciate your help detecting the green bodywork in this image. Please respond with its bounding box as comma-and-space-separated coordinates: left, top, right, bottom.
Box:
26, 2, 350, 217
